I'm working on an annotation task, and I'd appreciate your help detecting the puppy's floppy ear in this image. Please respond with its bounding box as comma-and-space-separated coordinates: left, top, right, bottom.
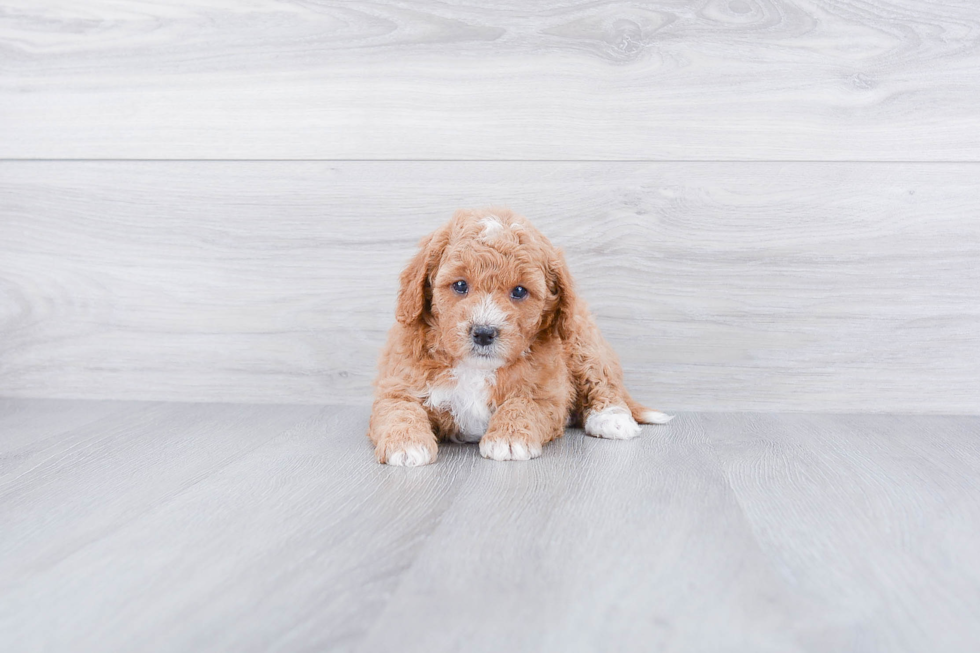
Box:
396, 227, 450, 326
544, 247, 575, 341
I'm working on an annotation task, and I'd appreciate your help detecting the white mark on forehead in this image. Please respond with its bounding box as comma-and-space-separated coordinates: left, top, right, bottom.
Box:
478, 215, 505, 242
471, 293, 508, 328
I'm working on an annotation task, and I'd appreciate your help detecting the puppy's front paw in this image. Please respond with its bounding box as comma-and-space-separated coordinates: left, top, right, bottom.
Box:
479, 435, 542, 462
584, 406, 641, 440
376, 438, 437, 467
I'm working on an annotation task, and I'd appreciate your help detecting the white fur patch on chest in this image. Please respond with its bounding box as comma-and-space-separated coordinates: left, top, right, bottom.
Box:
424, 361, 496, 443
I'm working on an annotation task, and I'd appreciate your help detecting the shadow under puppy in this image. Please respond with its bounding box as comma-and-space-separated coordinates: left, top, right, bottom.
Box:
369, 208, 672, 465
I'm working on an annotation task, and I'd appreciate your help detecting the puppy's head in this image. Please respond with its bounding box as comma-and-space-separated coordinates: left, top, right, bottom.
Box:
396, 208, 572, 367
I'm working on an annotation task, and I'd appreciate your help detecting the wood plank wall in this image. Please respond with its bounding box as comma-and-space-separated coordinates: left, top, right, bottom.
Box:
1, 1, 979, 412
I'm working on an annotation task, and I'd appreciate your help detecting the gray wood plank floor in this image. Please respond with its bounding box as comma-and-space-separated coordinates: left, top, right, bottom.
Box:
1, 400, 977, 652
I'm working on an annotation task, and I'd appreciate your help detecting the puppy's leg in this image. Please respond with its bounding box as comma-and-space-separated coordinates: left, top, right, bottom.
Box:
570, 318, 673, 440
368, 398, 438, 466
581, 381, 673, 440
479, 397, 564, 462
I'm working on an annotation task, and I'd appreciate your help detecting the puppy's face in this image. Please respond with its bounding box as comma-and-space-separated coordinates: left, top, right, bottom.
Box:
431, 240, 549, 367
397, 210, 569, 368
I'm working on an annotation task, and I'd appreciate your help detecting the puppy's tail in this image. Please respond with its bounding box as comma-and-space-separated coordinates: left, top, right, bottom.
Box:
626, 396, 674, 425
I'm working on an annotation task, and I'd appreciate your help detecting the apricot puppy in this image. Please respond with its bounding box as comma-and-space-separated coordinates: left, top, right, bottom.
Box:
368, 208, 672, 465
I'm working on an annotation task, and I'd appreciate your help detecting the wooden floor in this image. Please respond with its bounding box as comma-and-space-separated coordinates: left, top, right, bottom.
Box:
1, 399, 978, 652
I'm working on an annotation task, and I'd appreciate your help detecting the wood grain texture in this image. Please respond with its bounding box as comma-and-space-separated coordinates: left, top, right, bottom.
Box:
357, 412, 812, 653
706, 412, 980, 651
2, 0, 980, 160
0, 403, 479, 652
2, 401, 979, 651
0, 402, 322, 590
0, 397, 136, 481
2, 161, 978, 412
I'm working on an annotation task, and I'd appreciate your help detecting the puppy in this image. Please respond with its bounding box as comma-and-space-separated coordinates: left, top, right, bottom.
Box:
369, 208, 672, 465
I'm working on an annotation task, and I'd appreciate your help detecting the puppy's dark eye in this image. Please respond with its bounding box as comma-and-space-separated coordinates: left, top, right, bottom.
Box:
452, 280, 468, 295
510, 286, 528, 300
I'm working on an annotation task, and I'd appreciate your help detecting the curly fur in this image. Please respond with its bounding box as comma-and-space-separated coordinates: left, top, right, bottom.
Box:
368, 208, 672, 465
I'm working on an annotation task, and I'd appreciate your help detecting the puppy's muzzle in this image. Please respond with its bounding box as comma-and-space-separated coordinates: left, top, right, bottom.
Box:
470, 325, 499, 348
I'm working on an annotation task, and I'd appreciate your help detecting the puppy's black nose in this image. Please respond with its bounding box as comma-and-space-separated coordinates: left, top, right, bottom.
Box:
471, 325, 499, 347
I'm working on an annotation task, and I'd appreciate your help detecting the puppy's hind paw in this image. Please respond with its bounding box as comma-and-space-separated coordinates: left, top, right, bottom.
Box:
584, 406, 641, 440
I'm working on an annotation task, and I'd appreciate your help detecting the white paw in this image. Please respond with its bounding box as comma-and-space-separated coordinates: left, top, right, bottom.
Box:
385, 444, 435, 467
584, 406, 641, 440
479, 438, 542, 462
640, 410, 674, 425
